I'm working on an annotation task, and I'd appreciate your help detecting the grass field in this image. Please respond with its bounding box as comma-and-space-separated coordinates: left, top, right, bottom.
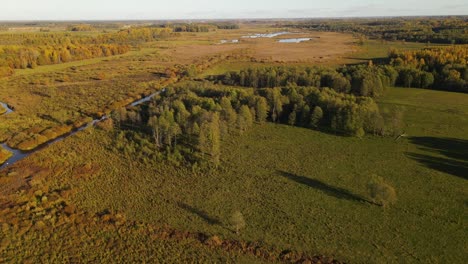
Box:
348, 40, 448, 63
0, 86, 461, 262
199, 38, 436, 78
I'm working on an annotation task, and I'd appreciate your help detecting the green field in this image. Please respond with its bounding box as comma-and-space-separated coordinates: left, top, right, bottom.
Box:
9, 86, 462, 263
350, 40, 448, 62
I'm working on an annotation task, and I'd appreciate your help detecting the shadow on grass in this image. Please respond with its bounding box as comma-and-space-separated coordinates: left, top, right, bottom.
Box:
407, 137, 468, 180
343, 56, 389, 65
177, 202, 221, 225
278, 171, 374, 204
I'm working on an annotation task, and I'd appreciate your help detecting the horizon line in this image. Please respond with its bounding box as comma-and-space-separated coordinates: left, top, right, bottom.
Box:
0, 14, 467, 23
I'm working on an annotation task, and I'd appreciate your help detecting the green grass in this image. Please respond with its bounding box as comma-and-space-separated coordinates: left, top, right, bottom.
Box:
351, 40, 448, 62
20, 86, 466, 263
200, 61, 270, 77
378, 87, 468, 138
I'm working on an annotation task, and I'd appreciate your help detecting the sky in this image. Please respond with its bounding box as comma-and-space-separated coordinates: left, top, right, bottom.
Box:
1, 0, 467, 20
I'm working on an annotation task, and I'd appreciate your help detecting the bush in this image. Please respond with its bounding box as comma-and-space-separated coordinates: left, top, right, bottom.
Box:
368, 176, 397, 207
230, 211, 246, 234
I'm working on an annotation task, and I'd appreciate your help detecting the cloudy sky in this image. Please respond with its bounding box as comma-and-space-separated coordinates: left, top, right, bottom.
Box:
1, 0, 467, 20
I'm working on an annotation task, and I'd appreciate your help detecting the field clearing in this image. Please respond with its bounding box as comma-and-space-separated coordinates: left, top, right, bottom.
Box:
349, 40, 449, 62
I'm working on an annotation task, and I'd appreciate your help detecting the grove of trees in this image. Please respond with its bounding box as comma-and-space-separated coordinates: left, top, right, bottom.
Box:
110, 82, 402, 167
214, 65, 398, 97
389, 46, 468, 92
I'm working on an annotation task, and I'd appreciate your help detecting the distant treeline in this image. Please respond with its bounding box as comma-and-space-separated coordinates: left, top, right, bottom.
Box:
212, 45, 468, 93
154, 23, 239, 32
278, 17, 468, 44
67, 24, 95, 32
0, 27, 174, 77
215, 24, 240, 30
0, 44, 129, 71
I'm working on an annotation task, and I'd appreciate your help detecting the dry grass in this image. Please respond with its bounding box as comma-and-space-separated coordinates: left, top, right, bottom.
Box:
156, 30, 358, 65
243, 32, 357, 63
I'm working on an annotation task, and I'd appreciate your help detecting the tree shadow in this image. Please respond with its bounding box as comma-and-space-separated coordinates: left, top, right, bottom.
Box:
343, 56, 389, 65
278, 171, 374, 204
177, 202, 222, 225
407, 137, 468, 180
408, 137, 468, 161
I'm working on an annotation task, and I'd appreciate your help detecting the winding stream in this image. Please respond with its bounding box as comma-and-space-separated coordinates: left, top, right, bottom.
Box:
0, 91, 161, 170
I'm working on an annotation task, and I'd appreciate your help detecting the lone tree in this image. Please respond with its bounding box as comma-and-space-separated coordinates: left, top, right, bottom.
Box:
230, 211, 246, 234
367, 176, 397, 207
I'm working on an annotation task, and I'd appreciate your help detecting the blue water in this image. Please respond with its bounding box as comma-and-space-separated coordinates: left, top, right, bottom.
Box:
0, 102, 13, 115
278, 38, 313, 43
241, 31, 290, 39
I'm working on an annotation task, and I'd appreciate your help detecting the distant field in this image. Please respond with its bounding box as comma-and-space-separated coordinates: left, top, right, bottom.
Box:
199, 38, 439, 78
158, 30, 357, 64
349, 40, 448, 62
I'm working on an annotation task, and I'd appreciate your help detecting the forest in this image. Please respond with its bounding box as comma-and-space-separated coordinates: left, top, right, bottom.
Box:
212, 65, 396, 97
389, 46, 468, 92
279, 16, 468, 44
109, 81, 403, 169
0, 27, 174, 77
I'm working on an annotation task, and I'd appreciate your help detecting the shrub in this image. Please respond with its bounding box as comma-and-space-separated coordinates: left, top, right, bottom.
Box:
230, 211, 246, 234
368, 176, 397, 207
